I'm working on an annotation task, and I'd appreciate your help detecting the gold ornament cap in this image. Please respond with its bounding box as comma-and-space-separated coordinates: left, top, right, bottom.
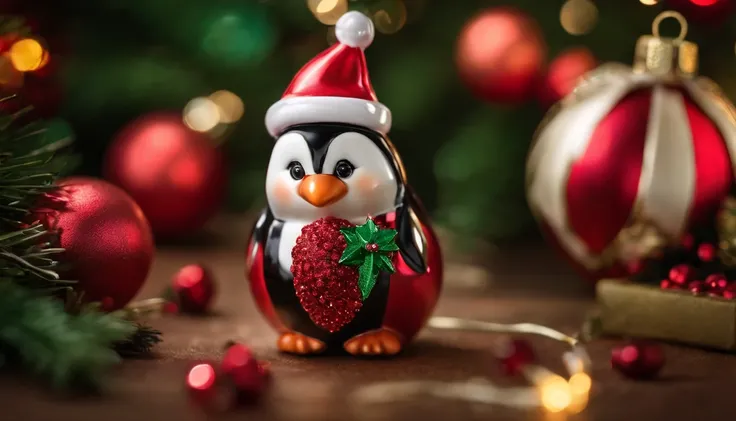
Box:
633, 11, 698, 78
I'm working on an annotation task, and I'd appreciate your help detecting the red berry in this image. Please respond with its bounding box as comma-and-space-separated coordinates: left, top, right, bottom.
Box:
705, 274, 728, 292
688, 280, 705, 294
494, 337, 536, 376
173, 264, 216, 314
186, 363, 218, 402
221, 343, 264, 397
669, 264, 694, 285
722, 284, 736, 300
697, 243, 717, 262
365, 243, 379, 252
611, 341, 664, 380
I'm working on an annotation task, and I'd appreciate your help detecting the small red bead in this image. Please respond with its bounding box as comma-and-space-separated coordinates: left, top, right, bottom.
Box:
680, 234, 695, 250
173, 264, 216, 314
705, 274, 729, 292
221, 344, 264, 397
688, 280, 705, 294
722, 284, 736, 300
611, 341, 664, 380
669, 264, 694, 285
697, 243, 717, 262
494, 338, 536, 376
186, 363, 218, 402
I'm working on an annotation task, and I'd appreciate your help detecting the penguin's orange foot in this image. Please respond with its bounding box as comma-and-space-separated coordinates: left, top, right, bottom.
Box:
277, 332, 326, 355
343, 328, 403, 356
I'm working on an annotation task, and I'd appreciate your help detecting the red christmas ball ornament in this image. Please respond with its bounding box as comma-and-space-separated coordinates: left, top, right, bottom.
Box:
103, 113, 227, 238
221, 343, 266, 402
722, 284, 736, 299
172, 264, 216, 314
705, 273, 728, 291
290, 217, 362, 333
611, 341, 665, 380
186, 363, 218, 403
527, 12, 736, 281
34, 177, 154, 310
493, 337, 536, 376
538, 47, 597, 108
455, 7, 546, 103
688, 280, 705, 294
697, 243, 717, 262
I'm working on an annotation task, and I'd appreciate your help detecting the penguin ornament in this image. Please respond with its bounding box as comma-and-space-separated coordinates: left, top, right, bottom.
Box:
246, 12, 442, 357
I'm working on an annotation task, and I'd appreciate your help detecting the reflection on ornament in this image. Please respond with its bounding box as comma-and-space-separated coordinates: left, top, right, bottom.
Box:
209, 90, 244, 124
184, 97, 221, 133
0, 55, 23, 90
308, 0, 349, 25
9, 38, 47, 72
560, 0, 598, 35
373, 0, 408, 34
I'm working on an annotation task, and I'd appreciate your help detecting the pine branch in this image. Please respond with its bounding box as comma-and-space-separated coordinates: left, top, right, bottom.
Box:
0, 281, 135, 389
113, 324, 162, 358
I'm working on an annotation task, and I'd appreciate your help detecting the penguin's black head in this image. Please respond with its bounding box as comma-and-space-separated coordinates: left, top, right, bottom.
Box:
265, 123, 404, 223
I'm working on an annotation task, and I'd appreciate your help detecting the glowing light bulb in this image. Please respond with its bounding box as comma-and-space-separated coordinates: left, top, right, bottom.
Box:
568, 373, 592, 395
560, 0, 598, 36
183, 97, 221, 133
308, 0, 349, 25
540, 376, 572, 413
9, 38, 46, 72
209, 90, 244, 124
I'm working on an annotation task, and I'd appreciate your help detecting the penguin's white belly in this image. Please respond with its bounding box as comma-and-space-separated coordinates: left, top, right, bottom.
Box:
278, 222, 307, 273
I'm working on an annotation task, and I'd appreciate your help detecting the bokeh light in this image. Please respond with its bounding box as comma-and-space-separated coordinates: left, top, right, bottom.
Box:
640, 0, 659, 5
373, 0, 408, 34
540, 376, 572, 413
183, 97, 221, 133
308, 0, 349, 25
201, 5, 277, 67
690, 0, 718, 5
208, 90, 244, 124
560, 0, 599, 35
9, 38, 47, 72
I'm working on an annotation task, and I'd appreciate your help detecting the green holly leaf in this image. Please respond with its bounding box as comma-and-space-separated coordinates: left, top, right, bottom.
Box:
340, 227, 364, 246
379, 242, 399, 252
376, 254, 395, 273
356, 218, 378, 243
358, 254, 376, 300
373, 229, 397, 247
339, 243, 365, 266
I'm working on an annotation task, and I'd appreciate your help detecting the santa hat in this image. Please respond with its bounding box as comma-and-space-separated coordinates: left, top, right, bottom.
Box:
265, 11, 391, 138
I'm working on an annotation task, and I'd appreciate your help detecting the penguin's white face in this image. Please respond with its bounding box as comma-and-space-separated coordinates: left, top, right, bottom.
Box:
265, 130, 399, 224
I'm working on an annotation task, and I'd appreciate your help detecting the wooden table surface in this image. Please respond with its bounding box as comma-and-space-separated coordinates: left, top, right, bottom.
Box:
3, 217, 736, 421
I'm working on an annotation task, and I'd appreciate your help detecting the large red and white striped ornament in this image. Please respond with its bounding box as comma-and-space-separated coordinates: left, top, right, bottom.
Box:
526, 12, 736, 280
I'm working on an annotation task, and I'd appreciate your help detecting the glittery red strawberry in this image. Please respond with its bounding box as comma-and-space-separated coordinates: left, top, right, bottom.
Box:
291, 217, 362, 332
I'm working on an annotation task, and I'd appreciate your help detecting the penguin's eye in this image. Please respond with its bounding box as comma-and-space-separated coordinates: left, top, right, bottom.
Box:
287, 161, 305, 180
334, 160, 355, 179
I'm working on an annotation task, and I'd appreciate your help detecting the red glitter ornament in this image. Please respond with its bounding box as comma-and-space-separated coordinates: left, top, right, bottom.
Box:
291, 217, 362, 333
494, 337, 536, 376
669, 264, 695, 286
172, 264, 216, 313
705, 274, 728, 291
221, 343, 265, 401
611, 341, 665, 380
33, 177, 154, 310
697, 243, 717, 262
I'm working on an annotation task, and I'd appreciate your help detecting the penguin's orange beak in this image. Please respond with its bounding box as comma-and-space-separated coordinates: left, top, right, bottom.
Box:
298, 174, 348, 207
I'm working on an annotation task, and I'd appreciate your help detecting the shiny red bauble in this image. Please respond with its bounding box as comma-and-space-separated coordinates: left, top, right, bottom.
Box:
493, 337, 536, 376
186, 363, 218, 403
611, 341, 665, 380
221, 343, 266, 400
104, 113, 227, 238
34, 177, 154, 310
172, 263, 216, 314
538, 47, 596, 109
697, 243, 717, 262
455, 7, 546, 104
669, 264, 695, 286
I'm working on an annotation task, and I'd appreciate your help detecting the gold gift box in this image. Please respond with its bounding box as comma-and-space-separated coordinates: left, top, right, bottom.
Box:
597, 280, 736, 351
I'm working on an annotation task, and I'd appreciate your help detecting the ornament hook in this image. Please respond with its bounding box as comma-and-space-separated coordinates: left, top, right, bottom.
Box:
652, 11, 688, 43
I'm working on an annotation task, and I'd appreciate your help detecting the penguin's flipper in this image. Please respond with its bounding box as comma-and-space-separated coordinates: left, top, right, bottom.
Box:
394, 191, 428, 275
246, 207, 285, 331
